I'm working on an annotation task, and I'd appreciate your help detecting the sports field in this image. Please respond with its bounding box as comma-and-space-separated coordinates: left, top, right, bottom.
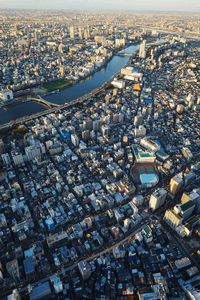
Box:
131, 162, 158, 185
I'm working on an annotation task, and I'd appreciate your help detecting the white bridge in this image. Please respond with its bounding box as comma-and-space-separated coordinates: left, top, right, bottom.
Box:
27, 95, 60, 108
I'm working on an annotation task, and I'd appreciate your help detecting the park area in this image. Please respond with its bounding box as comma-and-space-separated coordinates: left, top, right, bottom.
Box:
43, 79, 72, 92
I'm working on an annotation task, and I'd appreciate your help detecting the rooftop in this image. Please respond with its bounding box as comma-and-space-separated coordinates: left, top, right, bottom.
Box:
140, 173, 159, 185
181, 200, 195, 212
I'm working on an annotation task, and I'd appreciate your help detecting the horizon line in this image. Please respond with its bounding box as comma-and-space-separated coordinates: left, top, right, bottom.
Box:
0, 7, 200, 13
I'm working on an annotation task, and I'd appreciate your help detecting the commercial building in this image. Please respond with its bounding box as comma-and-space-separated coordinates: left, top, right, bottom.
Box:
164, 209, 182, 229
23, 257, 35, 278
69, 26, 75, 39
132, 145, 156, 163
7, 289, 21, 300
25, 145, 42, 161
11, 151, 24, 166
149, 188, 167, 211
182, 147, 193, 161
134, 126, 146, 138
121, 66, 134, 76
0, 89, 14, 102
139, 40, 146, 58
29, 282, 51, 300
111, 80, 125, 89
78, 260, 92, 280
0, 139, 4, 154
50, 275, 63, 294
115, 38, 126, 47
71, 134, 79, 146
169, 173, 183, 195
174, 201, 195, 221
134, 114, 143, 127
140, 138, 160, 153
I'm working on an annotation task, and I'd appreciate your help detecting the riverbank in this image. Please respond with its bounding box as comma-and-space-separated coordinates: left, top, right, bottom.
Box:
42, 78, 72, 93
29, 42, 141, 97
38, 45, 132, 96
0, 40, 165, 126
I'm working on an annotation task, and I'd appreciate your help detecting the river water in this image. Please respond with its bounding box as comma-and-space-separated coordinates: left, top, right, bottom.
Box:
44, 44, 139, 105
0, 44, 140, 125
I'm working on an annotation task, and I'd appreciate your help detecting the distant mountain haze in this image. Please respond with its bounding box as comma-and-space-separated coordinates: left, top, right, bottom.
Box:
0, 0, 199, 12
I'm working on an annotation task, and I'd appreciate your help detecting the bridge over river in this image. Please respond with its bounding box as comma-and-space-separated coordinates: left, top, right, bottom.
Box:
26, 95, 60, 108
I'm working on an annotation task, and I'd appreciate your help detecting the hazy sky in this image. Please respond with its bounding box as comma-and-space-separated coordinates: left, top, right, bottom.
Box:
0, 0, 199, 12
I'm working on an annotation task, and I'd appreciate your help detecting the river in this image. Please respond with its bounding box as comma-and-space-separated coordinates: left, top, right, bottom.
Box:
44, 44, 139, 105
1, 39, 169, 125
0, 44, 140, 125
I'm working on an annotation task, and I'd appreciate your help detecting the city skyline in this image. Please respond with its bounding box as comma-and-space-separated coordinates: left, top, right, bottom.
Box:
0, 0, 200, 12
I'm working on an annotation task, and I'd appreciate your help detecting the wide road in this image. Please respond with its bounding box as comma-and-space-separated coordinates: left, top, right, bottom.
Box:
161, 221, 200, 272
0, 219, 149, 298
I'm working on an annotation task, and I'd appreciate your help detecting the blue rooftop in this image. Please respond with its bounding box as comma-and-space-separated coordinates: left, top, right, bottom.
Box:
140, 173, 159, 185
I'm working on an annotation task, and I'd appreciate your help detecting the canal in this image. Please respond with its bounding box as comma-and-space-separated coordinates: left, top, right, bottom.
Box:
0, 44, 139, 125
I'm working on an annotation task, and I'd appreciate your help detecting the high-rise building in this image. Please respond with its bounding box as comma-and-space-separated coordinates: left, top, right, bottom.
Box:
0, 139, 4, 154
78, 27, 83, 40
113, 113, 119, 124
29, 281, 51, 300
0, 89, 14, 102
170, 173, 183, 195
101, 125, 110, 137
78, 260, 91, 280
50, 275, 63, 294
140, 138, 160, 152
6, 259, 20, 282
174, 201, 195, 221
82, 130, 90, 141
111, 80, 125, 89
25, 145, 41, 161
69, 26, 75, 40
181, 192, 191, 204
1, 153, 11, 166
84, 29, 88, 40
115, 38, 126, 47
93, 119, 100, 131
176, 104, 185, 114
149, 188, 167, 211
86, 27, 90, 39
58, 43, 64, 53
134, 125, 146, 138
163, 209, 182, 229
134, 114, 143, 126
11, 289, 21, 300
139, 40, 146, 58
71, 134, 79, 147
181, 147, 193, 161
11, 151, 24, 166
83, 118, 93, 131
59, 66, 65, 77
181, 190, 200, 212
118, 113, 124, 123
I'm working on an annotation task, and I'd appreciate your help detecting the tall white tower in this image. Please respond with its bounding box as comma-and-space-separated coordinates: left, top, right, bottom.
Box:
139, 40, 146, 58
69, 26, 75, 39
78, 27, 83, 39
